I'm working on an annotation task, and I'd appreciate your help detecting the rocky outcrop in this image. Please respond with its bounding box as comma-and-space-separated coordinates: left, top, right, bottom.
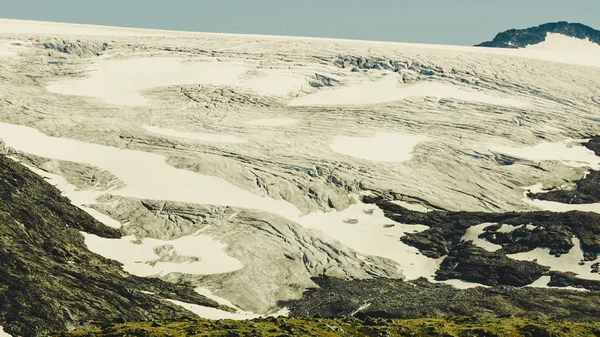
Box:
281, 277, 600, 321
436, 242, 549, 286
476, 21, 600, 48
365, 195, 600, 262
549, 271, 600, 291
479, 215, 600, 262
0, 156, 225, 337
361, 193, 600, 289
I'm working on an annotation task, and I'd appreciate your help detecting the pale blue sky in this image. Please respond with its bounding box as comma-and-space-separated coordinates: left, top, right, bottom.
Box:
4, 0, 600, 45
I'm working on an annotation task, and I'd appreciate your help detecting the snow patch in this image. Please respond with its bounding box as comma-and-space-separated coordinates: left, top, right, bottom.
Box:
526, 224, 538, 231
289, 76, 526, 107
166, 299, 261, 320
461, 223, 502, 252
437, 279, 490, 289
496, 223, 537, 233
296, 199, 443, 280
245, 118, 298, 127
143, 125, 247, 144
526, 275, 589, 292
47, 58, 247, 106
195, 287, 242, 311
167, 298, 289, 320
508, 236, 600, 281
496, 224, 519, 233
0, 123, 301, 220
46, 57, 305, 106
528, 275, 551, 288
525, 198, 600, 213
0, 326, 11, 337
82, 231, 243, 277
330, 132, 428, 163
350, 302, 372, 316
526, 33, 600, 53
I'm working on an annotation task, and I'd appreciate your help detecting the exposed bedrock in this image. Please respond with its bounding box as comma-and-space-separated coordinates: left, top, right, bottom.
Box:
365, 196, 600, 262
280, 277, 600, 321
435, 242, 549, 286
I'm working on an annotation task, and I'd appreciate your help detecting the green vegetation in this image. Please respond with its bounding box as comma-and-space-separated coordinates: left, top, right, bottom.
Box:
57, 317, 600, 337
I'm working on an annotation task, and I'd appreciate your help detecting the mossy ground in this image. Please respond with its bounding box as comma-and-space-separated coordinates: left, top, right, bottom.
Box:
57, 316, 600, 337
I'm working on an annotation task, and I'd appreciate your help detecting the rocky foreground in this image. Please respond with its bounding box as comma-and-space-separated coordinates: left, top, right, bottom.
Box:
281, 277, 600, 322
58, 317, 600, 337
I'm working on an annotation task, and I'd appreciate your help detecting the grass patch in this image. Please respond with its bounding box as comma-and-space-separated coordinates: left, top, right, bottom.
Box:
57, 316, 600, 337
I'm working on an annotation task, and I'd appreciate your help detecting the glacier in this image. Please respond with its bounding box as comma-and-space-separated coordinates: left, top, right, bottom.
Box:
1, 18, 600, 322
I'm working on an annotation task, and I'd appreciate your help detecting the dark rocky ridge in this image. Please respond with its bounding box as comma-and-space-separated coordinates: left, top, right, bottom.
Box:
365, 196, 600, 262
435, 242, 549, 287
364, 196, 600, 289
282, 277, 600, 321
549, 271, 600, 291
476, 21, 600, 48
585, 136, 600, 156
0, 155, 227, 337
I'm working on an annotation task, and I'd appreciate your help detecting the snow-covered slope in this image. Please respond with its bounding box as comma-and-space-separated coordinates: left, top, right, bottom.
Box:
525, 33, 600, 52
1, 18, 600, 326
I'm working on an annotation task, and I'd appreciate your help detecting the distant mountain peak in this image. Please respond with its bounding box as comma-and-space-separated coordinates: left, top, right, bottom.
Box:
476, 21, 600, 48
